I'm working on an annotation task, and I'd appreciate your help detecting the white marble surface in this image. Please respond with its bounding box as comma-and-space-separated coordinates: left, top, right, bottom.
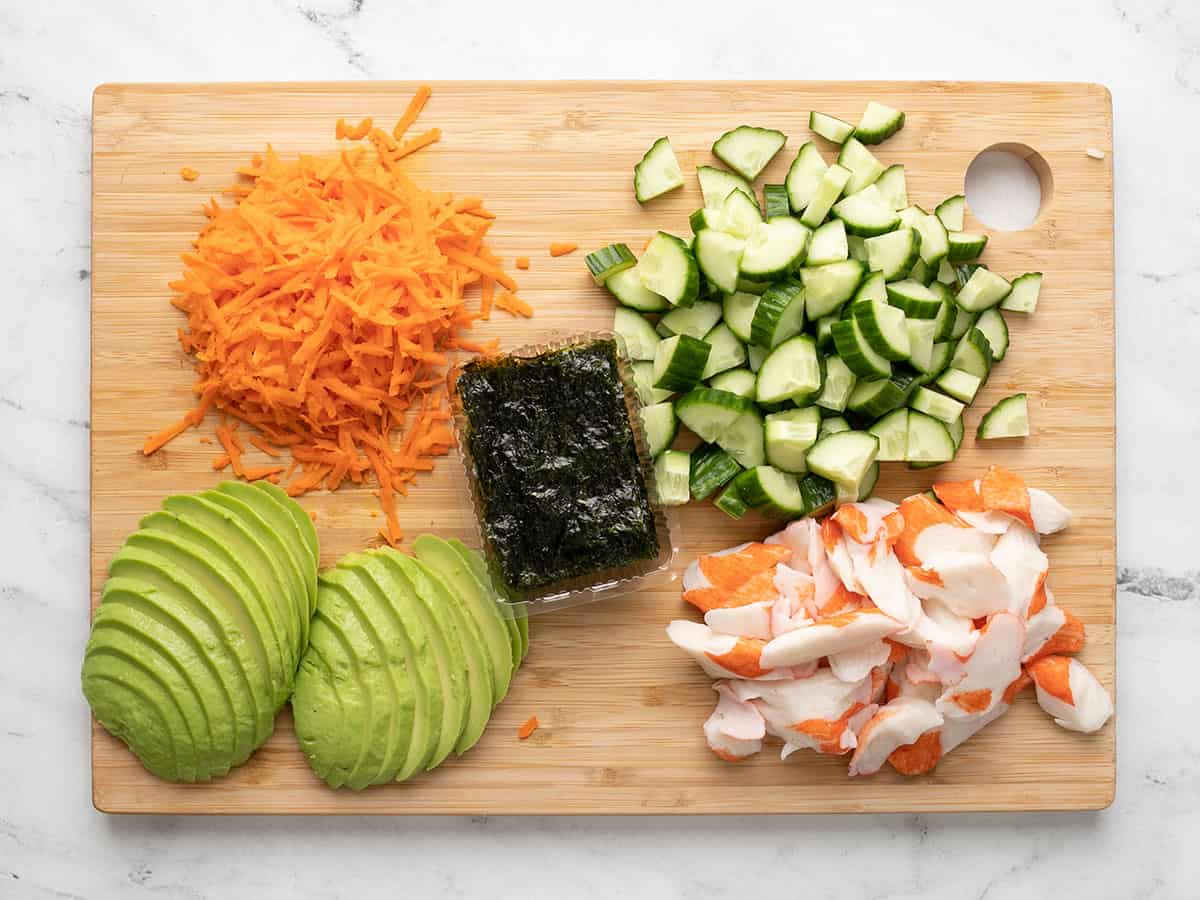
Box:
1, 0, 1197, 897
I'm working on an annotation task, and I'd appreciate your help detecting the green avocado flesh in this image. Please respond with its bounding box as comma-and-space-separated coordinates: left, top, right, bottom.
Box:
81, 483, 317, 783
292, 537, 531, 790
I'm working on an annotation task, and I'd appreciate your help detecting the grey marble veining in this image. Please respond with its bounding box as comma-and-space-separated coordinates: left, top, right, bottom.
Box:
1, 0, 1198, 897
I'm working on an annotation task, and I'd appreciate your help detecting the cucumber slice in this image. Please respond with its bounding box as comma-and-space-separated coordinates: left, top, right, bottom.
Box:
906, 411, 955, 464
714, 481, 749, 519
815, 355, 856, 413
914, 213, 950, 267
935, 367, 982, 404
908, 259, 935, 286
719, 188, 764, 240
949, 328, 994, 380
906, 318, 937, 373
800, 259, 865, 318
865, 227, 921, 281
978, 393, 1030, 439
750, 279, 806, 348
640, 232, 700, 308
689, 444, 742, 501
653, 449, 692, 506
800, 164, 852, 228
948, 415, 965, 450
935, 195, 966, 232
949, 306, 978, 340
805, 430, 879, 487
847, 235, 869, 263
874, 164, 908, 211
853, 299, 911, 361
837, 138, 885, 195
832, 184, 901, 237
897, 204, 927, 229
713, 126, 787, 182
718, 406, 766, 468
929, 287, 955, 340
700, 322, 748, 380
764, 407, 821, 474
1001, 272, 1044, 314
814, 314, 838, 353
652, 334, 711, 391
909, 386, 965, 425
698, 165, 755, 210
640, 401, 678, 457
947, 232, 989, 263
846, 365, 919, 418
740, 217, 811, 279
832, 316, 891, 379
854, 101, 905, 145
613, 307, 661, 361
634, 137, 684, 203
736, 276, 771, 295
606, 265, 669, 312
974, 307, 1010, 361
956, 267, 1011, 312
707, 367, 757, 399
855, 461, 881, 501
799, 474, 837, 517
747, 344, 768, 373
689, 207, 719, 235
853, 270, 887, 303
868, 408, 909, 461
886, 279, 942, 319
807, 219, 849, 266
675, 388, 754, 442
937, 259, 957, 285
585, 243, 637, 285
818, 416, 851, 439
756, 335, 824, 405
631, 360, 674, 406
722, 291, 761, 343
927, 341, 953, 381
785, 142, 829, 213
763, 184, 791, 219
734, 466, 806, 518
657, 299, 722, 340
809, 111, 855, 145
955, 262, 986, 290
693, 229, 744, 295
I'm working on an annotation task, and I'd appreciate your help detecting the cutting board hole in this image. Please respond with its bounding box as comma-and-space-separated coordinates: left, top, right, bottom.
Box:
964, 144, 1053, 231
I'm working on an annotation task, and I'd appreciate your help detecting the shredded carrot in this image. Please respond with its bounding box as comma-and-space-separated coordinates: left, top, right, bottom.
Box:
308, 509, 318, 522
392, 85, 432, 141
515, 256, 530, 270
549, 242, 577, 257
180, 167, 200, 182
517, 716, 539, 740
144, 86, 526, 544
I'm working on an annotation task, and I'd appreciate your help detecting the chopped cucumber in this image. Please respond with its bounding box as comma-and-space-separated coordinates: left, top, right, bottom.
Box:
800, 163, 852, 228
898, 204, 927, 230
750, 279, 806, 348
947, 231, 989, 262
815, 314, 838, 353
974, 307, 1010, 361
653, 449, 692, 505
908, 258, 935, 286
853, 299, 911, 361
640, 232, 700, 308
764, 407, 820, 474
807, 219, 849, 266
906, 318, 937, 373
978, 393, 1030, 439
634, 137, 684, 203
719, 188, 764, 239
816, 355, 856, 413
947, 415, 965, 450
950, 328, 994, 381
909, 386, 965, 424
906, 411, 955, 464
698, 165, 756, 210
715, 481, 749, 519
755, 335, 824, 405
785, 142, 828, 213
949, 305, 978, 340
806, 430, 879, 487
799, 473, 837, 517
935, 195, 966, 232
800, 259, 865, 318
935, 367, 982, 404
613, 306, 660, 360
747, 344, 768, 373
929, 286, 956, 340
832, 315, 891, 379
1001, 272, 1043, 314
700, 322, 747, 380
693, 229, 744, 294
926, 341, 953, 381
718, 406, 766, 468
586, 243, 637, 285
915, 213, 950, 267
854, 270, 887, 303
722, 291, 761, 343
641, 401, 678, 457
809, 111, 855, 145
847, 366, 919, 418
606, 264, 669, 312
690, 444, 742, 501
937, 259, 957, 285
868, 408, 909, 461
854, 101, 905, 145
736, 276, 771, 295
763, 184, 791, 219
837, 138, 885, 194
740, 217, 811, 279
955, 267, 1011, 312
631, 360, 674, 406
886, 279, 942, 319
734, 466, 806, 518
713, 126, 787, 182
874, 164, 908, 211
855, 461, 881, 501
847, 235, 869, 262
865, 227, 921, 281
652, 334, 711, 391
657, 299, 723, 340
707, 367, 757, 399
832, 184, 900, 237
818, 416, 851, 439
676, 388, 754, 442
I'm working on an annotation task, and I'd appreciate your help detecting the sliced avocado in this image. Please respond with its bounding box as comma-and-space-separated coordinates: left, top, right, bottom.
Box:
107, 545, 268, 759
383, 552, 470, 770
137, 512, 292, 707
292, 606, 359, 787
516, 612, 530, 663
162, 494, 305, 678
254, 482, 319, 600
449, 538, 530, 666
412, 536, 513, 708
209, 484, 316, 645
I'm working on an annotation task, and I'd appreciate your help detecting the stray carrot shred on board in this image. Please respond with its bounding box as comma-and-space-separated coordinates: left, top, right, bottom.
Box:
549, 242, 577, 257
180, 167, 200, 181
515, 257, 530, 270
142, 85, 529, 546
517, 716, 539, 740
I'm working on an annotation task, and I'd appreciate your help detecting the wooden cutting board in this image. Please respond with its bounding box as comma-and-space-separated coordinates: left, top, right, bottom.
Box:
91, 81, 1114, 814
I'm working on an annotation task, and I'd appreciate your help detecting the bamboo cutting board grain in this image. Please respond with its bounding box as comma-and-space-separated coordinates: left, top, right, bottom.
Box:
91, 81, 1114, 814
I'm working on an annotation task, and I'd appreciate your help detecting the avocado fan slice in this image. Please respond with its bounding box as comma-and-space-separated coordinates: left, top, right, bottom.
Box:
290, 613, 354, 787
254, 481, 320, 613
449, 538, 529, 668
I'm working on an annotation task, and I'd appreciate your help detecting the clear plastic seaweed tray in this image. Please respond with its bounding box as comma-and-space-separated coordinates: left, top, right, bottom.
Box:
451, 331, 680, 617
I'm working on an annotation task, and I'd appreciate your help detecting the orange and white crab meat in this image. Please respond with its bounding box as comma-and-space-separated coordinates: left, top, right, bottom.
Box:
1029, 487, 1072, 535
704, 600, 775, 641
1026, 655, 1113, 733
666, 620, 772, 679
703, 682, 767, 761
845, 536, 923, 628
990, 522, 1049, 618
761, 608, 904, 669
829, 640, 893, 683
904, 551, 1011, 619
848, 697, 945, 776
732, 668, 880, 756
933, 479, 1013, 534
936, 612, 1025, 720
888, 700, 1011, 775
893, 494, 995, 567
682, 542, 792, 612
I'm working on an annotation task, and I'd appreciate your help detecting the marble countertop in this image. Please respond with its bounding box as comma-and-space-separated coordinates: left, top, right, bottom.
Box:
2, 1, 1197, 897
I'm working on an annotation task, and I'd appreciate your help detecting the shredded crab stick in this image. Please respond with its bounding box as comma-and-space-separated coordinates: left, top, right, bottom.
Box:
667, 467, 1113, 776
143, 86, 530, 545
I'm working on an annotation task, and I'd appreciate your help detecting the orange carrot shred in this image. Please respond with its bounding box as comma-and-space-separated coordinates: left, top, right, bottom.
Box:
549, 242, 577, 257
180, 167, 200, 182
392, 85, 432, 141
494, 292, 534, 318
517, 716, 539, 740
515, 256, 530, 270
249, 435, 283, 457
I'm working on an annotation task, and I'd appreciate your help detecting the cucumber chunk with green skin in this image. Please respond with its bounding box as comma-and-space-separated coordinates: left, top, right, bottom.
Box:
805, 430, 879, 487
950, 328, 994, 380
854, 101, 906, 145
807, 219, 849, 266
800, 259, 865, 318
909, 386, 965, 425
800, 164, 852, 228
915, 213, 950, 267
698, 165, 755, 210
905, 411, 955, 464
886, 279, 942, 319
874, 164, 908, 211
799, 473, 838, 517
847, 235, 869, 262
898, 204, 927, 229
692, 229, 744, 295
657, 299, 722, 340
978, 393, 1030, 439
950, 305, 979, 340
1000, 272, 1044, 314
652, 334, 711, 392
715, 480, 749, 519
700, 322, 747, 380
853, 299, 911, 361
935, 195, 966, 232
585, 243, 637, 285
676, 388, 756, 443
854, 270, 887, 303
750, 279, 806, 348
815, 354, 857, 413
814, 314, 838, 353
818, 416, 851, 439
832, 184, 900, 237
809, 111, 855, 145
713, 126, 787, 182
837, 138, 885, 195
756, 335, 824, 405
690, 444, 742, 501
856, 462, 881, 500
785, 142, 829, 213
606, 265, 669, 312
613, 307, 660, 361
747, 344, 768, 373
722, 291, 761, 343
947, 415, 965, 450
707, 367, 757, 399
734, 466, 807, 518
947, 232, 989, 262
762, 184, 791, 219
929, 286, 956, 340
719, 188, 764, 240
865, 228, 921, 281
868, 408, 909, 461
764, 406, 821, 474
906, 318, 937, 373
846, 365, 920, 419
908, 259, 935, 286
653, 449, 693, 506
926, 341, 954, 381
640, 401, 678, 458
832, 316, 891, 379
634, 137, 684, 203
640, 232, 700, 308
630, 361, 673, 407
974, 307, 1010, 361
739, 217, 811, 279
935, 367, 983, 404
937, 259, 957, 285
718, 405, 767, 468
